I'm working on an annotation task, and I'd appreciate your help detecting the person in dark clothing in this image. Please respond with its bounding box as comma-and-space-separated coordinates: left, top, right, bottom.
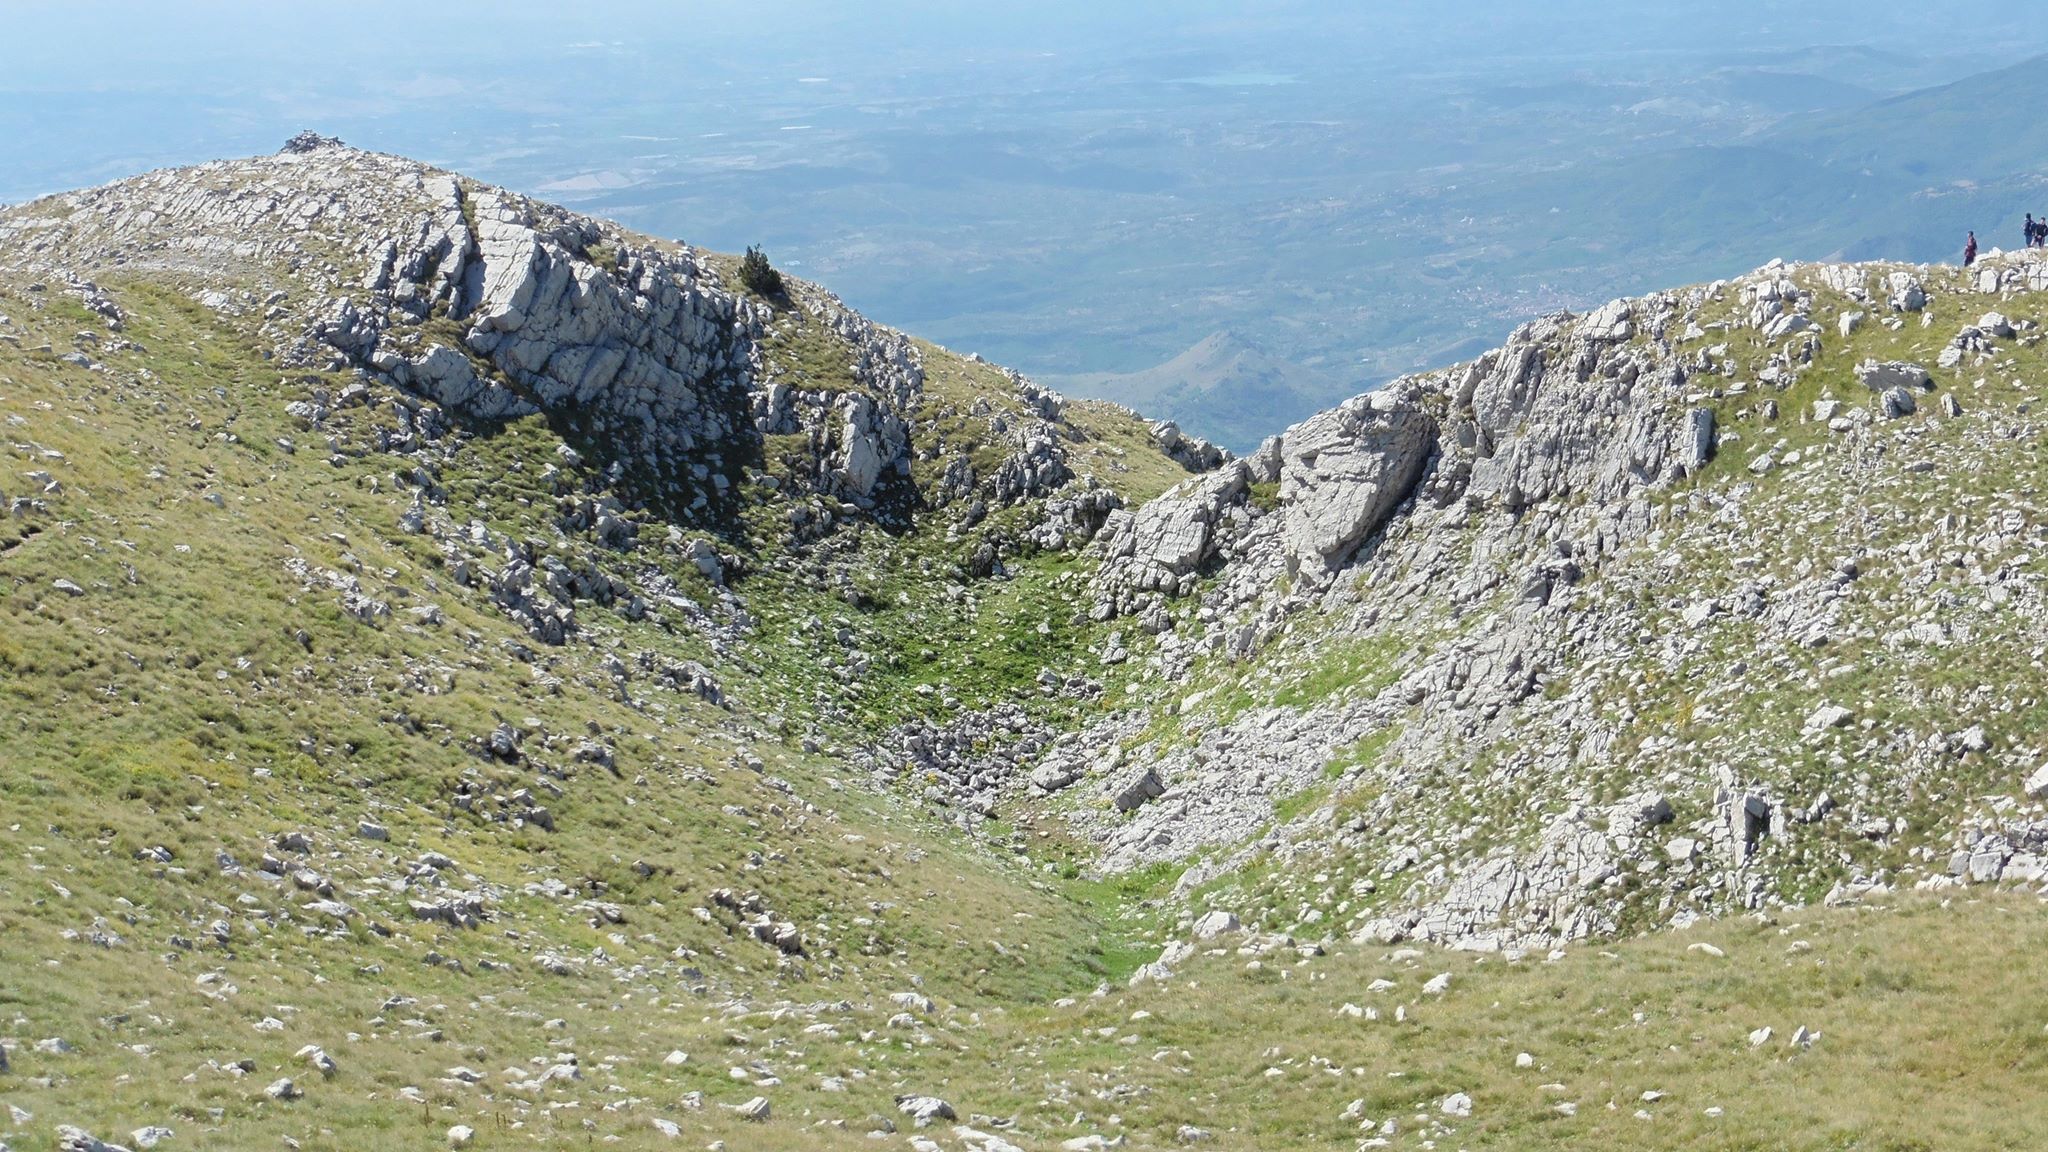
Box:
1965, 231, 1979, 266
2028, 216, 2036, 249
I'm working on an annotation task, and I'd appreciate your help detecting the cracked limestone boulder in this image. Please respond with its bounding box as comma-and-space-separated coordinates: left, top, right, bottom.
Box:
833, 390, 907, 498
1277, 390, 1438, 581
1856, 360, 1933, 393
1885, 271, 1927, 312
1112, 765, 1167, 812
1096, 460, 1250, 596
1578, 298, 1633, 342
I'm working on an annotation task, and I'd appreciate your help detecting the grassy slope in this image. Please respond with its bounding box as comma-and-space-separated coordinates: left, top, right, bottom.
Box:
16, 863, 2048, 1150
1018, 892, 2048, 1152
9, 253, 2048, 1150
0, 275, 1152, 1147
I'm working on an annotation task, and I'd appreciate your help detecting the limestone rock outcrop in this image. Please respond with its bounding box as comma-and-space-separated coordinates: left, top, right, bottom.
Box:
1095, 462, 1250, 597
0, 140, 922, 520
1277, 391, 1437, 580
1061, 279, 1847, 951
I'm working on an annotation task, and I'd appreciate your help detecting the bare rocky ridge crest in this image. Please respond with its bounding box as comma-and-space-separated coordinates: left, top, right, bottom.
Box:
2, 138, 895, 519
0, 137, 1194, 533
0, 138, 1218, 655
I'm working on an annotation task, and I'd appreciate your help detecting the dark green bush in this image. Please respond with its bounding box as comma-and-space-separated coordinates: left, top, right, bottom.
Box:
738, 245, 783, 297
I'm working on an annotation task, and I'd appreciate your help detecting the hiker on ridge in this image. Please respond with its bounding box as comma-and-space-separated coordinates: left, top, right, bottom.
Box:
2027, 216, 2036, 250
1965, 231, 1978, 266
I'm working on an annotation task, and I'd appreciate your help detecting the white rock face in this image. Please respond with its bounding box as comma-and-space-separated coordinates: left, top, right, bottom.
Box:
1191, 910, 1242, 940
1278, 392, 1438, 580
1451, 308, 1707, 517
1761, 312, 1810, 340
837, 394, 889, 496
890, 991, 935, 1015
295, 1044, 338, 1076
1580, 298, 1633, 342
1111, 765, 1167, 812
1029, 758, 1083, 794
1685, 408, 1716, 471
1885, 272, 1927, 311
1095, 462, 1251, 596
896, 1094, 957, 1127
57, 1127, 131, 1152
1069, 270, 1885, 950
1805, 704, 1855, 731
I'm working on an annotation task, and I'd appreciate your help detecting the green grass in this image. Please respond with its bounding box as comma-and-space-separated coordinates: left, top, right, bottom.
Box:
1270, 633, 1409, 709
1272, 782, 1332, 825
759, 308, 860, 393
12, 864, 2048, 1151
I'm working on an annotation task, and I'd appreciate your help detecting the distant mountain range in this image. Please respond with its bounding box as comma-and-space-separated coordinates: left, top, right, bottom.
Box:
1042, 331, 1337, 452
1516, 52, 2048, 272
1048, 53, 2048, 448
1769, 51, 2048, 185
18, 35, 2043, 455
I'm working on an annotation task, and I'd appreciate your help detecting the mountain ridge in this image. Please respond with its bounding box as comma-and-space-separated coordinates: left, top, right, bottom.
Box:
9, 139, 2048, 1149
